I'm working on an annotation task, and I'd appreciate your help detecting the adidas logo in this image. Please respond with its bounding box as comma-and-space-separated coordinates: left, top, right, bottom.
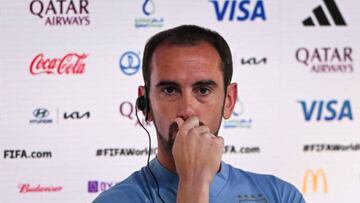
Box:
303, 0, 346, 26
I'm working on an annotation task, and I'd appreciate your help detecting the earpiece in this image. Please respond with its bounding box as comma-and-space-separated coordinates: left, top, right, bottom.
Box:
136, 96, 147, 111
135, 93, 165, 203
137, 86, 150, 121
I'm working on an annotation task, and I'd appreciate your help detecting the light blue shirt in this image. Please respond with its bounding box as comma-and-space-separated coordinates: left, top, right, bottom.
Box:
93, 158, 305, 203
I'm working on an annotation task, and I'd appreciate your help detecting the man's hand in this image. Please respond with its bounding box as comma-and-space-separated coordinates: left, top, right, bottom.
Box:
172, 116, 224, 203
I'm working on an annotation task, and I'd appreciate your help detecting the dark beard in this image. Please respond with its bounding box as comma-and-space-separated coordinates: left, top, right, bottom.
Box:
165, 121, 178, 151
153, 95, 226, 153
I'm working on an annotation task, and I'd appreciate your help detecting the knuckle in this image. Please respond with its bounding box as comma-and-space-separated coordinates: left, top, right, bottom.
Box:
188, 127, 197, 135
216, 137, 224, 146
204, 132, 214, 139
201, 126, 210, 132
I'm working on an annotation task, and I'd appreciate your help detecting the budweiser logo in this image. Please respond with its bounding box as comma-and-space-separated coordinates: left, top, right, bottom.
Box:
30, 53, 88, 75
18, 184, 63, 193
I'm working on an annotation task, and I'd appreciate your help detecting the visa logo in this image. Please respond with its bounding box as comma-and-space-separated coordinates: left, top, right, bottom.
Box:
209, 0, 266, 21
298, 100, 353, 121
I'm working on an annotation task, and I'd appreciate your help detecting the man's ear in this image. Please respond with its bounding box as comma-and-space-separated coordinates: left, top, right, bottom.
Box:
223, 83, 238, 119
137, 86, 153, 122
138, 86, 146, 97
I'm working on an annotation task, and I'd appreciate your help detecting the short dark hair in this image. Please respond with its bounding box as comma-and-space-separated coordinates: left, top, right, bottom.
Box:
142, 25, 233, 92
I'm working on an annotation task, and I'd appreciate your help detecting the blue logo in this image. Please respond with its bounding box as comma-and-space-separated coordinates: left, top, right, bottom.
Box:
30, 108, 53, 124
298, 100, 353, 122
209, 0, 266, 21
142, 0, 156, 16
223, 98, 252, 129
135, 0, 164, 28
119, 51, 141, 76
33, 108, 49, 118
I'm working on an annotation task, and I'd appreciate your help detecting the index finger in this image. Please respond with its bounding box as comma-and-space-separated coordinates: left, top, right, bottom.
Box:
177, 116, 200, 136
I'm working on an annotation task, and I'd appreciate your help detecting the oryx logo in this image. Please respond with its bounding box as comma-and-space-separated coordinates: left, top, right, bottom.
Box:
302, 169, 328, 193
63, 111, 90, 120
241, 57, 267, 65
33, 108, 49, 118
303, 0, 346, 26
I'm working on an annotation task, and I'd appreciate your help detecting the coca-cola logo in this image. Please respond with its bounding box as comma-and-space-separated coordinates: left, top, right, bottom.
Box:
18, 184, 63, 193
29, 0, 90, 26
30, 53, 88, 75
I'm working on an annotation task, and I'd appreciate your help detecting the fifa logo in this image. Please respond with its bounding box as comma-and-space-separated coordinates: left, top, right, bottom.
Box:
302, 169, 328, 193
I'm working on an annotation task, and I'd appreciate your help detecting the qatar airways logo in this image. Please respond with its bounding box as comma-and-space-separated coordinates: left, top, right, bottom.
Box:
29, 0, 90, 26
295, 47, 354, 73
30, 53, 88, 75
18, 184, 63, 193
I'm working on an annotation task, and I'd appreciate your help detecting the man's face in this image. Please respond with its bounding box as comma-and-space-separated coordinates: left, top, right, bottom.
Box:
148, 42, 226, 151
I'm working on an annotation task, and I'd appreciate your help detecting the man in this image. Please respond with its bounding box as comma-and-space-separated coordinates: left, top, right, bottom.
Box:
93, 25, 305, 203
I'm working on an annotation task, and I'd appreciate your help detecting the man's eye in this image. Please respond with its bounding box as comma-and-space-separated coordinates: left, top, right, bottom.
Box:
198, 87, 211, 95
163, 87, 176, 95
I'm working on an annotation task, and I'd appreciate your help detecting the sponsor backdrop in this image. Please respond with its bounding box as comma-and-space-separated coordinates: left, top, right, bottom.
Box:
0, 0, 359, 202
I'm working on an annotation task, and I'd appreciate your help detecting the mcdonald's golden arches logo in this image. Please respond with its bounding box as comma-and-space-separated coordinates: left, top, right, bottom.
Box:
302, 169, 328, 193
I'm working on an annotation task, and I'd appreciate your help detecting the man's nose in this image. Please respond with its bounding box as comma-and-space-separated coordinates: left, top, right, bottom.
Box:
176, 93, 198, 120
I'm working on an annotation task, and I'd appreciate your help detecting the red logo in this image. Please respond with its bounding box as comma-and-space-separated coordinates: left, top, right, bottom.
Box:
30, 53, 88, 75
18, 184, 63, 193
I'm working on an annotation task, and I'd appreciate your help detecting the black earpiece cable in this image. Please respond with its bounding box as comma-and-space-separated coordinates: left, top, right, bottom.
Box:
135, 106, 166, 203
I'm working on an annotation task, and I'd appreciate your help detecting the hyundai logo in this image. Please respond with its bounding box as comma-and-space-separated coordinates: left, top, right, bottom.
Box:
33, 108, 49, 118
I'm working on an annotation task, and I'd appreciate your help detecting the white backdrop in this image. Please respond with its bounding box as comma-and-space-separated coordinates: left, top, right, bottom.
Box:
0, 0, 359, 203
